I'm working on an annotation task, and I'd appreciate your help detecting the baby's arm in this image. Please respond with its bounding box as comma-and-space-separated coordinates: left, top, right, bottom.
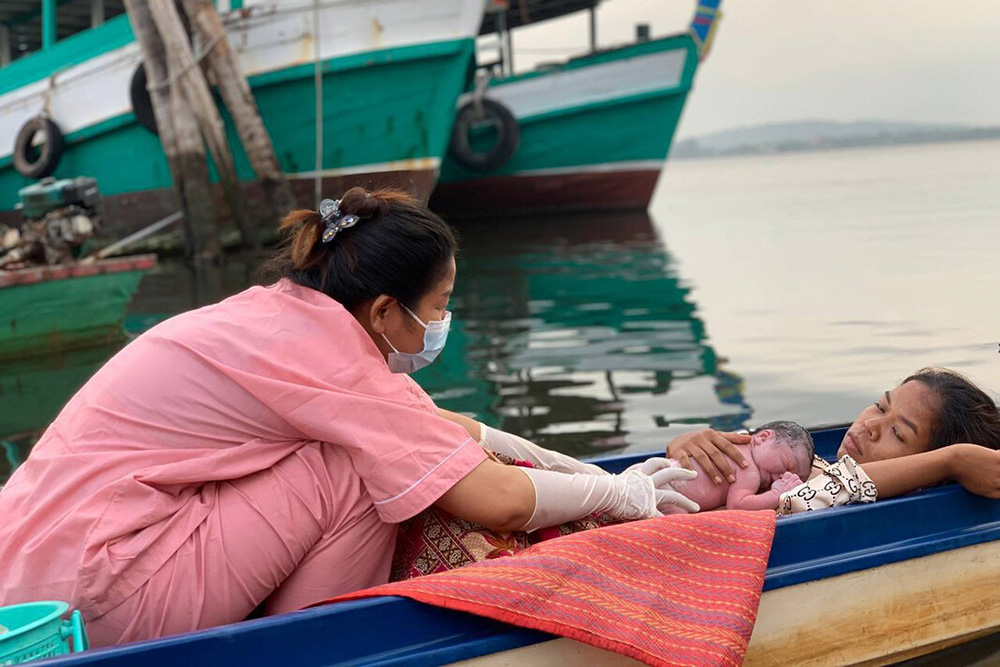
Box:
727, 472, 802, 511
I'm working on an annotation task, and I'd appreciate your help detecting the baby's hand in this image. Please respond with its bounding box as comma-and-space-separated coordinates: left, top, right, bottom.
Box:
770, 472, 804, 495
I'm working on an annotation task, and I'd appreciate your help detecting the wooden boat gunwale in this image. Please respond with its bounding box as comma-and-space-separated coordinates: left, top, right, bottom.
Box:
0, 254, 158, 362
0, 254, 157, 289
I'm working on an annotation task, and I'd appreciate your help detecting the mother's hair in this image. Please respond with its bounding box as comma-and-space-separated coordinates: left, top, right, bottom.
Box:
905, 368, 1000, 450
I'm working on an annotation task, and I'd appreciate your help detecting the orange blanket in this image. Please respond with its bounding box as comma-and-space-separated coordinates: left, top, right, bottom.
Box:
320, 510, 776, 667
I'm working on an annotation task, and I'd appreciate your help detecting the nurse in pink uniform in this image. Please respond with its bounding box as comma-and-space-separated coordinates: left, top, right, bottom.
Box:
0, 188, 698, 646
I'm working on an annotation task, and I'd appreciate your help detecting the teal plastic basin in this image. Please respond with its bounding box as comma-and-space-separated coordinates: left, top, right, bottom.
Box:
0, 601, 88, 665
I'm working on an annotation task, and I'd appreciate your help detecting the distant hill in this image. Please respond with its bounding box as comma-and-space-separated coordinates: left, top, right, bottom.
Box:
672, 120, 1000, 159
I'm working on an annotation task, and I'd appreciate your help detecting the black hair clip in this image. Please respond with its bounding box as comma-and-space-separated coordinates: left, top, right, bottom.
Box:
319, 198, 360, 243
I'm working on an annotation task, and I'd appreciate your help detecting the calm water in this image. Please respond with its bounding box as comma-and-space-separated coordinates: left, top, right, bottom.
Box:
2, 139, 999, 482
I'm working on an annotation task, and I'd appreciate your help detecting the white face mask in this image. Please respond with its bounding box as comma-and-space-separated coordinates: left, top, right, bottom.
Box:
381, 304, 452, 374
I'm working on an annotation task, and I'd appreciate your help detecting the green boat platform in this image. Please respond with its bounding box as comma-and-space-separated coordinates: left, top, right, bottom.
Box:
0, 254, 156, 361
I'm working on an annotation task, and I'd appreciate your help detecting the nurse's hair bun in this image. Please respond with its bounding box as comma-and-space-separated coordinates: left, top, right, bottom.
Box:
339, 187, 396, 219
276, 187, 413, 270
266, 186, 457, 312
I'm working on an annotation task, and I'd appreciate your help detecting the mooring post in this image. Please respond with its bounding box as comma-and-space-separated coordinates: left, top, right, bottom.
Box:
589, 5, 597, 54
124, 0, 220, 258
91, 0, 105, 28
181, 0, 295, 232
0, 24, 11, 68
148, 0, 254, 252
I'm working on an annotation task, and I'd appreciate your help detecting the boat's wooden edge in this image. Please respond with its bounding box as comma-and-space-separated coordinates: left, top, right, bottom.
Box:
744, 540, 1000, 667
0, 254, 158, 288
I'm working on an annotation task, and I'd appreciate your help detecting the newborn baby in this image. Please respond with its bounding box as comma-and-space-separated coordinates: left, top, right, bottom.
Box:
670, 421, 814, 512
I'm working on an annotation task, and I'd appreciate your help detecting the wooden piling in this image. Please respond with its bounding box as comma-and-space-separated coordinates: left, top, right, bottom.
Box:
181, 0, 296, 226
125, 0, 293, 254
147, 0, 257, 250
123, 0, 219, 258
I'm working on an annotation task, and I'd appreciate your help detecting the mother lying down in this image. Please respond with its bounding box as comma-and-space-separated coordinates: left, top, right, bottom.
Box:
403, 369, 1000, 578
441, 366, 1000, 519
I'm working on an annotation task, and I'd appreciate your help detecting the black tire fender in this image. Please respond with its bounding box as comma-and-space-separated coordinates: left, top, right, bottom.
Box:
13, 117, 65, 180
448, 97, 520, 172
130, 63, 159, 135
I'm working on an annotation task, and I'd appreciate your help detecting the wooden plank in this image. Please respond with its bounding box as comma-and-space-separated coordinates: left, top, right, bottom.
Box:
744, 541, 1000, 667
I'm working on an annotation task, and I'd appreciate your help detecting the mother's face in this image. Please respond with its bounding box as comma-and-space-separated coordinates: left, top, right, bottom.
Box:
838, 380, 939, 463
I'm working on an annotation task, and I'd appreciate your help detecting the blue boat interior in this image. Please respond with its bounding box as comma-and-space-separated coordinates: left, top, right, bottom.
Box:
41, 425, 1000, 667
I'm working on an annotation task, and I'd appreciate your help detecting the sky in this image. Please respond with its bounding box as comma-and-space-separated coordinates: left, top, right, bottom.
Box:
489, 0, 1000, 139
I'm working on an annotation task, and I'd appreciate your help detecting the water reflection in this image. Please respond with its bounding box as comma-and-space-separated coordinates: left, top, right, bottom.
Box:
1, 212, 752, 483
423, 213, 751, 456
125, 251, 272, 333
0, 253, 271, 484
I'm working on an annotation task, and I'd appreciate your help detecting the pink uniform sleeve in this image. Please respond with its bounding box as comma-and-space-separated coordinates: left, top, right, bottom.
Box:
236, 372, 486, 523
115, 281, 490, 524
202, 283, 488, 523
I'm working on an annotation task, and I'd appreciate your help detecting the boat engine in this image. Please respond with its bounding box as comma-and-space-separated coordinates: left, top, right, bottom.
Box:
0, 177, 102, 269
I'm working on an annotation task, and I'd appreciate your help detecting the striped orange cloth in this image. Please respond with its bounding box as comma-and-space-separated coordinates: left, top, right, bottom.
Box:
320, 510, 776, 667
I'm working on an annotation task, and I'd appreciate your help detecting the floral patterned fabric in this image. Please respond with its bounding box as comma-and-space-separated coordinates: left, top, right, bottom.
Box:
390, 452, 621, 581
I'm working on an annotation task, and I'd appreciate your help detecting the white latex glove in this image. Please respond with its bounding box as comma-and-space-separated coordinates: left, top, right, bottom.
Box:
624, 457, 682, 477
479, 423, 609, 475
518, 466, 700, 533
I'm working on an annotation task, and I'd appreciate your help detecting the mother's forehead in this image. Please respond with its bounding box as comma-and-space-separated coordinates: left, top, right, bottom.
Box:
890, 380, 940, 407
885, 381, 941, 430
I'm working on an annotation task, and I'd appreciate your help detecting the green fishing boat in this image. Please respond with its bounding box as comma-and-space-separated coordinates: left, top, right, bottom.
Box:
0, 254, 156, 361
0, 0, 486, 236
432, 0, 723, 215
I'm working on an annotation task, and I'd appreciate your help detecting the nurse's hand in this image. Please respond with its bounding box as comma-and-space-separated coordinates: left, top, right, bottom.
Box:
667, 429, 751, 485
648, 467, 701, 514
517, 466, 700, 532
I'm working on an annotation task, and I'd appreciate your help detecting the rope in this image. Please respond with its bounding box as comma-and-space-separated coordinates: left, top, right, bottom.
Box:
313, 0, 323, 205
146, 29, 227, 93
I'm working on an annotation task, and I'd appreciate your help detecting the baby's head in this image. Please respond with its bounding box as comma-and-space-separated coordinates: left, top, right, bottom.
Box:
748, 421, 815, 487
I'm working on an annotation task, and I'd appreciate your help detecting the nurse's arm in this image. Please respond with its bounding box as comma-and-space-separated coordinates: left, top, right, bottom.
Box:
437, 408, 482, 441
861, 443, 1000, 499
438, 409, 611, 476
435, 459, 535, 533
